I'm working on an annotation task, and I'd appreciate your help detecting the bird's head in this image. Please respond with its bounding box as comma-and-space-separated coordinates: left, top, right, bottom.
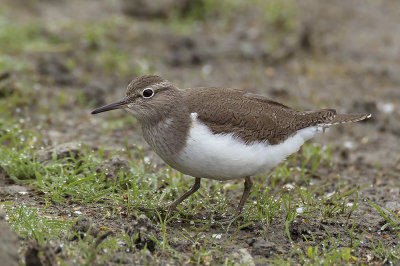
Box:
91, 75, 180, 122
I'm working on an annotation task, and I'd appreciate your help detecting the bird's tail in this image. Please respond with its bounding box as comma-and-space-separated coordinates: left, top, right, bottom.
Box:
319, 113, 371, 126
294, 109, 371, 131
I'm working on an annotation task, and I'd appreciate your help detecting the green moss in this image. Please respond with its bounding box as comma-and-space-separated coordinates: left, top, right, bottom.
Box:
5, 205, 70, 245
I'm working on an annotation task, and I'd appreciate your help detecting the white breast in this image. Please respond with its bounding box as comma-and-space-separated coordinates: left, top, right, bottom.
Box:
171, 113, 320, 180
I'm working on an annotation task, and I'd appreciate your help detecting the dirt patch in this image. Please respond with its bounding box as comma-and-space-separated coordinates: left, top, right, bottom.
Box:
248, 237, 278, 257
0, 165, 27, 200
125, 214, 158, 252
0, 208, 20, 266
24, 241, 57, 266
71, 217, 101, 240
35, 142, 86, 162
96, 155, 131, 181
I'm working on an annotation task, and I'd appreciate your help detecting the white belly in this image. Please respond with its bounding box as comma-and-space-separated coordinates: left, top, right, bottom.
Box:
170, 113, 319, 180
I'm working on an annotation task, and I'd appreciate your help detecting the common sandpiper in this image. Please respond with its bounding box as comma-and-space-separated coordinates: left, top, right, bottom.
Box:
91, 75, 371, 220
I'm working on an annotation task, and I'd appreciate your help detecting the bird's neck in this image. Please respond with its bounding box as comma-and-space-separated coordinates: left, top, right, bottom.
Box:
141, 102, 191, 156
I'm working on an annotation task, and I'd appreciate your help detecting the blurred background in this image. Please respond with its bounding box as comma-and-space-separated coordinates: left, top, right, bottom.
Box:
0, 0, 399, 167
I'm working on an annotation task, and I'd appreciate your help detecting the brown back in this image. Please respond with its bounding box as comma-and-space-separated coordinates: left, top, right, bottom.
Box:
184, 87, 339, 145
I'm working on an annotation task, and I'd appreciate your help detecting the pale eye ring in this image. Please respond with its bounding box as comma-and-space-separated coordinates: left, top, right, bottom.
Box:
142, 88, 154, 98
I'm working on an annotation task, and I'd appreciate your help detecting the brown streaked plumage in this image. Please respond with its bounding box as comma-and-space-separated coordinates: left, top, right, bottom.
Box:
91, 75, 371, 221
184, 88, 369, 145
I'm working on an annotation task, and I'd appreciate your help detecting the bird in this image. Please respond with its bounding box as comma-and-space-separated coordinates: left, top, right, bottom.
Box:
91, 75, 371, 220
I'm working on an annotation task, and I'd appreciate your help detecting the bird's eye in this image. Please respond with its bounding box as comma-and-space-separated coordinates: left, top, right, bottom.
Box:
142, 88, 154, 98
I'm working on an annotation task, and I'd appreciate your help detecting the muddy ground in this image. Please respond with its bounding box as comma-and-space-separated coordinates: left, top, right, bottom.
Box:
0, 0, 399, 265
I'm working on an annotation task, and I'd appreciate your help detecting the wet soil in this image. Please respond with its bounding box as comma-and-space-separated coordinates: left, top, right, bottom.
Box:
0, 207, 19, 266
1, 0, 399, 264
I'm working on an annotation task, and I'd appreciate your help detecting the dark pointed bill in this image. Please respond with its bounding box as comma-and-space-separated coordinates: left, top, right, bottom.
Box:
91, 98, 129, 114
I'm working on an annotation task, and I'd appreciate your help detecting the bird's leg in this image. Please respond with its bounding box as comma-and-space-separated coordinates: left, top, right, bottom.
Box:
138, 177, 201, 214
167, 177, 201, 212
218, 176, 253, 222
235, 176, 253, 216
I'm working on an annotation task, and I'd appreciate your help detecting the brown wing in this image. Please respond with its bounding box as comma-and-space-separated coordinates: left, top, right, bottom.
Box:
184, 87, 337, 145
